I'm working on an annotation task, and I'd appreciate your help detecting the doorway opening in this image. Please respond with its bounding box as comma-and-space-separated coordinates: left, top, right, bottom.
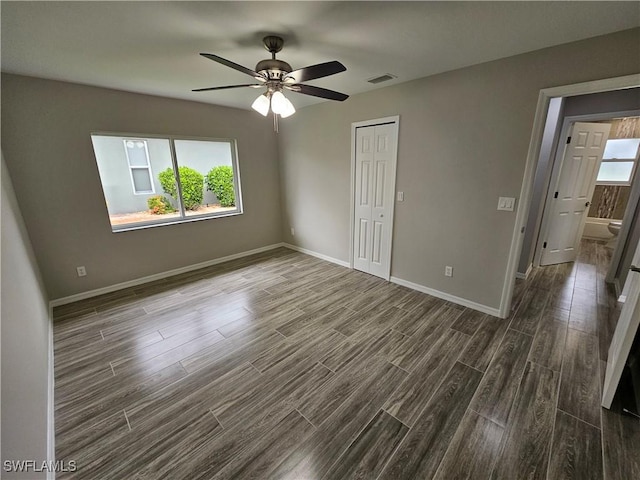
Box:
505, 75, 640, 414
501, 75, 640, 320
533, 113, 640, 295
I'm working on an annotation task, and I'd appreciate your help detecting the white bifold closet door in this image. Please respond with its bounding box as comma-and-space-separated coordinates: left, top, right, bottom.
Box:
353, 123, 397, 279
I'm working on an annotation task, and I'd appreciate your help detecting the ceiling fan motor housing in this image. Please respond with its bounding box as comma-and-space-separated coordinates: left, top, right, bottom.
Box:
255, 59, 292, 81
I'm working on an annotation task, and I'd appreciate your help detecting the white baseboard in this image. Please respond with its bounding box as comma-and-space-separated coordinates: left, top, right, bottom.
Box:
280, 244, 500, 317
47, 304, 56, 479
50, 243, 285, 307
51, 240, 499, 319
516, 263, 533, 280
282, 243, 350, 268
390, 276, 501, 317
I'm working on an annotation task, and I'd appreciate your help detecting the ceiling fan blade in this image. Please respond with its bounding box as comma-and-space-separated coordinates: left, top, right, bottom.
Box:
286, 84, 349, 101
200, 53, 266, 80
192, 84, 262, 92
284, 61, 346, 83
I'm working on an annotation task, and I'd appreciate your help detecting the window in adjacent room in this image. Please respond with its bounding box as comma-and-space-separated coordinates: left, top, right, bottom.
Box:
90, 134, 242, 231
596, 138, 640, 186
124, 139, 155, 195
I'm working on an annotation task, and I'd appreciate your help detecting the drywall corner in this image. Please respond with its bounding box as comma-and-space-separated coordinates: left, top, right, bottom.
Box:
1, 152, 52, 478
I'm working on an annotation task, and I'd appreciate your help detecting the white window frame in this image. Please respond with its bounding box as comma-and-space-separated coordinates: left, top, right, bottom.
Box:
596, 138, 640, 187
91, 132, 244, 232
123, 139, 155, 195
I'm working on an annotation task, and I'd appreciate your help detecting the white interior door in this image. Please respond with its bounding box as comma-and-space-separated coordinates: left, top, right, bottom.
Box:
603, 238, 640, 408
353, 122, 398, 279
540, 122, 611, 266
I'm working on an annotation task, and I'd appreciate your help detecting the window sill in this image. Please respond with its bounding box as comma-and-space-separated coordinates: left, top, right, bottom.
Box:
111, 210, 243, 233
596, 182, 632, 187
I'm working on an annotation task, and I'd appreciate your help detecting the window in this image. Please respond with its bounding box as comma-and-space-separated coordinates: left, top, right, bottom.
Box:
596, 138, 640, 185
91, 134, 242, 231
124, 139, 154, 194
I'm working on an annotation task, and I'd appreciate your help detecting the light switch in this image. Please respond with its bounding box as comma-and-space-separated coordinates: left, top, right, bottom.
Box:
497, 196, 516, 211
397, 191, 404, 202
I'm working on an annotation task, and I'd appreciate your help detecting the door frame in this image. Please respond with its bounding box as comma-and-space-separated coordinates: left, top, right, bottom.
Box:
533, 112, 639, 268
349, 115, 400, 280
602, 235, 640, 408
499, 74, 640, 319
605, 127, 640, 294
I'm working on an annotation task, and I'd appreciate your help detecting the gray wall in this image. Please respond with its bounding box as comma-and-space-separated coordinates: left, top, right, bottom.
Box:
1, 75, 282, 299
563, 87, 640, 117
278, 28, 640, 310
1, 153, 51, 479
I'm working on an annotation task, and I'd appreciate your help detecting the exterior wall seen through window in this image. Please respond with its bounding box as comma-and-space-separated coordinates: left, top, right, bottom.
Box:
91, 134, 242, 231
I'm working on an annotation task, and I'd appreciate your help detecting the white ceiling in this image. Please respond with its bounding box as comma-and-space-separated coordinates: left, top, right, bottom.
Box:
2, 1, 639, 111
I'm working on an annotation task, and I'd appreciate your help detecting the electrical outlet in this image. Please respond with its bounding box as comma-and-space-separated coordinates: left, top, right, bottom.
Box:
76, 266, 87, 277
444, 266, 453, 277
290, 227, 295, 236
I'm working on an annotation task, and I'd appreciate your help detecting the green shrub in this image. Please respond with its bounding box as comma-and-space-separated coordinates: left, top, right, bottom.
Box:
205, 166, 235, 207
147, 195, 176, 215
158, 166, 204, 210
158, 168, 177, 199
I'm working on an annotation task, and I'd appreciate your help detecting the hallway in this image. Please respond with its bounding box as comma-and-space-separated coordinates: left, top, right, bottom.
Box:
512, 239, 639, 479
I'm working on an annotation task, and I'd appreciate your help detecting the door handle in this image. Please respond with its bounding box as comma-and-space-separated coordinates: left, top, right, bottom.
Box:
631, 265, 640, 273
585, 201, 591, 207
380, 214, 384, 218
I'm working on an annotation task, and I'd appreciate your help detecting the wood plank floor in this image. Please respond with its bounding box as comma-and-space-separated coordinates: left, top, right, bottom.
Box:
53, 241, 639, 479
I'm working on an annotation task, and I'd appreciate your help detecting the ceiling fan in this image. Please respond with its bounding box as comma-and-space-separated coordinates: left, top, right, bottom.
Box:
193, 35, 349, 122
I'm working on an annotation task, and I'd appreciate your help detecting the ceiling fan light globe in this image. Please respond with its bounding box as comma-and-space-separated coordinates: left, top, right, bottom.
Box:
270, 91, 287, 115
251, 94, 270, 116
271, 91, 296, 117
279, 97, 296, 118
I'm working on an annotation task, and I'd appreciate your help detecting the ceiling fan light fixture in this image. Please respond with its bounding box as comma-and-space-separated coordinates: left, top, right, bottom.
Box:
279, 104, 295, 118
271, 91, 295, 118
196, 35, 348, 126
251, 93, 270, 116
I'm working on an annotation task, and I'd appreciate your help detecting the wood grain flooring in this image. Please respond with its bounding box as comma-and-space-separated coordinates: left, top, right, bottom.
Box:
53, 241, 639, 479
